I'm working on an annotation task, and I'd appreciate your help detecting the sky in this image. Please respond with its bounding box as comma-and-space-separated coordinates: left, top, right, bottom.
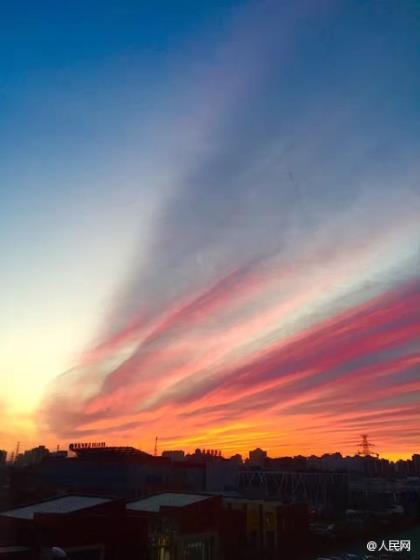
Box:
0, 1, 419, 460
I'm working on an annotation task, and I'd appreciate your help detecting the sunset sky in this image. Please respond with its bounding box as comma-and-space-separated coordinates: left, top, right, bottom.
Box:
0, 1, 419, 460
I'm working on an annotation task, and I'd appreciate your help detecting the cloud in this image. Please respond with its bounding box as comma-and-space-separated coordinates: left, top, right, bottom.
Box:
40, 1, 420, 458
41, 266, 420, 457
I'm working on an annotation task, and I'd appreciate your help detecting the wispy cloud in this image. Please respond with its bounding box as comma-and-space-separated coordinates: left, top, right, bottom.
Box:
40, 1, 420, 458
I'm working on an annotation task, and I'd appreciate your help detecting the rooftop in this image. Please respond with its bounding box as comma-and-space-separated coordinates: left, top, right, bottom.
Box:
0, 547, 31, 552
0, 495, 112, 520
127, 492, 210, 513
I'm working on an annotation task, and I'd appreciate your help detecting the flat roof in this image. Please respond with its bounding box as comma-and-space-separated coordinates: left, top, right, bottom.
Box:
0, 547, 30, 552
0, 496, 112, 520
127, 493, 210, 513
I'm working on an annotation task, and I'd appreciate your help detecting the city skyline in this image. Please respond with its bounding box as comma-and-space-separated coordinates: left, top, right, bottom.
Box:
0, 1, 419, 460
4, 439, 420, 470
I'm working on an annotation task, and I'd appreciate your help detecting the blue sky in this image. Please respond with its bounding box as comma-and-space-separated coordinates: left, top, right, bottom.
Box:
0, 1, 419, 455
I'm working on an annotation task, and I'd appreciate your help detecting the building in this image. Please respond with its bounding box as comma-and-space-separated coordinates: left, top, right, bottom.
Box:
14, 447, 49, 468
248, 449, 267, 468
349, 475, 420, 517
9, 446, 208, 503
48, 451, 68, 461
127, 493, 219, 559
0, 546, 32, 559
266, 455, 307, 471
228, 454, 243, 465
0, 495, 123, 559
412, 454, 420, 475
185, 449, 223, 464
161, 451, 185, 462
0, 493, 247, 560
223, 496, 309, 559
126, 492, 245, 560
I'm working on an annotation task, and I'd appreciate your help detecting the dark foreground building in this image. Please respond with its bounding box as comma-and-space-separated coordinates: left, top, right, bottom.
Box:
9, 447, 205, 503
0, 492, 309, 560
